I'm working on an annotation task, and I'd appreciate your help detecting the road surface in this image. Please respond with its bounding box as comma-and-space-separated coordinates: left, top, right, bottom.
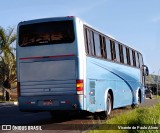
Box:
0, 98, 159, 132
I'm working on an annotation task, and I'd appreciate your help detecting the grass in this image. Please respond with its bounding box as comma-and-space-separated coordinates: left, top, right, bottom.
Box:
89, 104, 160, 133
153, 95, 160, 99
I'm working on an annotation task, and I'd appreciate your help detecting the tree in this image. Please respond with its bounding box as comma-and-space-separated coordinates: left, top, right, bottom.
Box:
145, 74, 155, 84
0, 26, 16, 101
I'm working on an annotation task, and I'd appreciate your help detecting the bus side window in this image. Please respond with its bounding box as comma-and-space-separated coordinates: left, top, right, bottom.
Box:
126, 47, 130, 65
123, 46, 127, 64
100, 35, 107, 58
105, 38, 112, 60
139, 53, 143, 67
129, 49, 133, 66
135, 52, 140, 68
132, 50, 136, 67
86, 29, 95, 56
119, 44, 124, 63
110, 40, 116, 61
115, 42, 120, 62
93, 32, 101, 57
84, 28, 90, 55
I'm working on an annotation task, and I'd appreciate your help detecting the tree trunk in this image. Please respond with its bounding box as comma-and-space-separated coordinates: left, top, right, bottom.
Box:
6, 90, 10, 101
2, 87, 6, 101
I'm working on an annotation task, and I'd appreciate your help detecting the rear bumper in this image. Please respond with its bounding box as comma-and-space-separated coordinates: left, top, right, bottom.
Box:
18, 95, 84, 112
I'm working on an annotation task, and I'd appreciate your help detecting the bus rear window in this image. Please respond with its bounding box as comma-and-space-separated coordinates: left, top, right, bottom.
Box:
19, 20, 75, 47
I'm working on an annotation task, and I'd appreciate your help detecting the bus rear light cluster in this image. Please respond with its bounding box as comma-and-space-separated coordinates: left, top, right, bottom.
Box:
26, 101, 35, 104
76, 80, 84, 95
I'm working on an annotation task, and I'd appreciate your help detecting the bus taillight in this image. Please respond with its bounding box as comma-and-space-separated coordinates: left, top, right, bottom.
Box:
17, 82, 20, 97
76, 80, 84, 95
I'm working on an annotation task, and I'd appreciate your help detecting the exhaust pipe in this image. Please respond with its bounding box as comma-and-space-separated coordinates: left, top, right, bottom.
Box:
72, 104, 77, 109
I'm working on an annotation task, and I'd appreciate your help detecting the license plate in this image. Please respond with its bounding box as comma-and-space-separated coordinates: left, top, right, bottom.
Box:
43, 100, 53, 106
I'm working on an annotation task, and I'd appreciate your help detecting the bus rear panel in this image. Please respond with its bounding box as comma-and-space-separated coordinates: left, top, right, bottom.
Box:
17, 17, 85, 112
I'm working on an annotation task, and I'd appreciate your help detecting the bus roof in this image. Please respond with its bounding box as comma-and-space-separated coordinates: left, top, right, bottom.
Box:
18, 16, 142, 55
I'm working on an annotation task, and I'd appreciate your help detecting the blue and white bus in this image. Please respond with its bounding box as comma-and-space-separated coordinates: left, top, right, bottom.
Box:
16, 16, 148, 118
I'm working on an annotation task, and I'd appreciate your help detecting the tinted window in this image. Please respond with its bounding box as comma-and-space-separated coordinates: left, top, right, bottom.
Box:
129, 49, 133, 66
105, 38, 112, 60
84, 28, 90, 54
100, 36, 107, 58
119, 44, 124, 63
139, 53, 143, 67
85, 29, 95, 56
126, 48, 130, 65
115, 42, 120, 62
93, 32, 101, 57
123, 46, 127, 64
132, 50, 136, 67
110, 40, 116, 61
135, 52, 140, 68
19, 20, 75, 47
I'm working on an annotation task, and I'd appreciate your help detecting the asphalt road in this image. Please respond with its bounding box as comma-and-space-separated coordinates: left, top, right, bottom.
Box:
0, 98, 159, 132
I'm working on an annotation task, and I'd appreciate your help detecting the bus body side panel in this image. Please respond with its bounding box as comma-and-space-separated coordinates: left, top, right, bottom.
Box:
85, 57, 141, 113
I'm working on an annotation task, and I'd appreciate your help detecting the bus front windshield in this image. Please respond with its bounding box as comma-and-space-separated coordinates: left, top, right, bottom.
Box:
19, 20, 75, 47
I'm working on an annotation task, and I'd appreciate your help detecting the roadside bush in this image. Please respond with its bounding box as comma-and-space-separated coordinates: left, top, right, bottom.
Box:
89, 104, 160, 133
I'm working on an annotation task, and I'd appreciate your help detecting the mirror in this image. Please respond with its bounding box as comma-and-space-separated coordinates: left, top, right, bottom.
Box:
145, 67, 149, 76
143, 65, 149, 76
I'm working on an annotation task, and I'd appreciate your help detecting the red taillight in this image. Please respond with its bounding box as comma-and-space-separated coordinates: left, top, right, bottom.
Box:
76, 80, 84, 95
17, 82, 20, 97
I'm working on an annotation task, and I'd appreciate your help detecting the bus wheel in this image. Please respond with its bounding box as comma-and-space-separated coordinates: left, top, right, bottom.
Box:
131, 92, 141, 109
106, 93, 112, 116
98, 93, 112, 120
137, 92, 141, 105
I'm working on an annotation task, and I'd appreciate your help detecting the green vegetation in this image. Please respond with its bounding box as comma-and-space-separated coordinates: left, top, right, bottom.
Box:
0, 26, 16, 101
146, 74, 157, 85
89, 104, 160, 133
151, 95, 160, 99
0, 26, 16, 84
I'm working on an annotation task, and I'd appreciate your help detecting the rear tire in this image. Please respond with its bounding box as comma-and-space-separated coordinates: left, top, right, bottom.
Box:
97, 93, 112, 120
106, 93, 112, 116
131, 91, 141, 109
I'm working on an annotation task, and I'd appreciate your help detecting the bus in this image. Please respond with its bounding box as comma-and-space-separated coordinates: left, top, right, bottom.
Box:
16, 16, 149, 118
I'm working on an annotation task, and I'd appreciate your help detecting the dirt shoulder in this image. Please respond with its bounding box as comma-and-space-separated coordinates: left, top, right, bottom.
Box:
140, 98, 160, 107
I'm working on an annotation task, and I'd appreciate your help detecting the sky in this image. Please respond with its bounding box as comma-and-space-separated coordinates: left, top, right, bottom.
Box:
0, 0, 160, 74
